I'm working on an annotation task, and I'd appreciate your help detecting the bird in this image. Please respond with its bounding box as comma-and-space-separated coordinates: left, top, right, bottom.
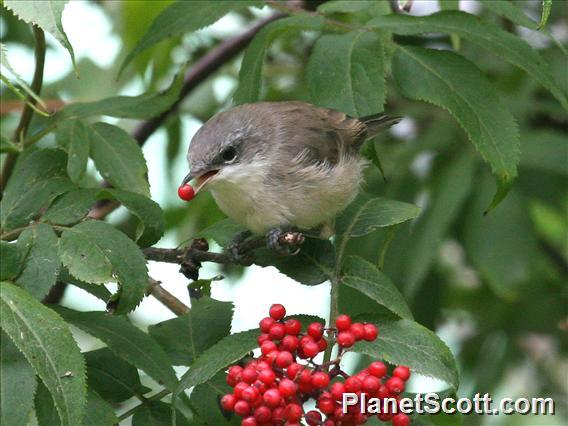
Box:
181, 101, 400, 254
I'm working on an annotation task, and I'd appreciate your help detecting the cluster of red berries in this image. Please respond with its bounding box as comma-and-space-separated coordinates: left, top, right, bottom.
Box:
221, 304, 412, 426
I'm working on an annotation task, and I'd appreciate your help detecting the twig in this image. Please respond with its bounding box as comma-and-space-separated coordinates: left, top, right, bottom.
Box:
144, 232, 305, 280
0, 27, 46, 194
117, 388, 171, 422
148, 277, 190, 316
88, 12, 286, 220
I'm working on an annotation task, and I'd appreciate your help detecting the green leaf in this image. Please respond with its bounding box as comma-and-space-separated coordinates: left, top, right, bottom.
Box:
318, 0, 391, 16
55, 307, 178, 391
191, 372, 239, 426
3, 0, 76, 71
43, 188, 164, 246
85, 347, 151, 403
392, 46, 519, 211
0, 241, 23, 281
398, 153, 476, 298
132, 401, 189, 426
0, 149, 75, 230
88, 122, 150, 196
308, 31, 386, 117
464, 176, 538, 300
234, 15, 324, 105
56, 120, 91, 184
342, 256, 412, 319
16, 223, 60, 300
84, 388, 118, 426
197, 218, 247, 248
0, 282, 86, 426
174, 329, 258, 397
60, 74, 183, 119
59, 221, 148, 313
520, 131, 568, 176
368, 11, 568, 110
336, 193, 420, 238
35, 380, 62, 426
1, 332, 37, 426
354, 315, 459, 392
119, 0, 262, 77
254, 238, 335, 285
149, 297, 233, 366
538, 0, 552, 30
481, 0, 539, 30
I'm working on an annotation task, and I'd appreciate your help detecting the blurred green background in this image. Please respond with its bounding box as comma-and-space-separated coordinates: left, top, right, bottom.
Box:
1, 1, 566, 425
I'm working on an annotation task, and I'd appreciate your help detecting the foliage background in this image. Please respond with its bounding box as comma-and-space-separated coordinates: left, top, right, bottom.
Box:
0, 1, 566, 426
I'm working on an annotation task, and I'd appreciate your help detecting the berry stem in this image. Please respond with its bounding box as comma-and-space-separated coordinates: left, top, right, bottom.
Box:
323, 276, 340, 366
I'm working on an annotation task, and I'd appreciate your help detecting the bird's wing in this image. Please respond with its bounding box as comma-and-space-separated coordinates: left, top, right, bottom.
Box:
272, 102, 367, 165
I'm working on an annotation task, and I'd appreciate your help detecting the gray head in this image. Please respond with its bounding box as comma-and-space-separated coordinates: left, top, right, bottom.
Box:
181, 104, 267, 192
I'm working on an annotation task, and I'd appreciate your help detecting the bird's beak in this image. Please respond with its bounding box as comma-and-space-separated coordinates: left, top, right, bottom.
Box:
181, 169, 219, 193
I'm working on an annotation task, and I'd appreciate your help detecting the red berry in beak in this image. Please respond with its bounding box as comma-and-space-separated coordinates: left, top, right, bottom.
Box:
178, 184, 195, 201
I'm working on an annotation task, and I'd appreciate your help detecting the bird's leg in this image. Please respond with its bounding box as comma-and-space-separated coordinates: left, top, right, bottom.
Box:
266, 227, 304, 256
225, 230, 253, 263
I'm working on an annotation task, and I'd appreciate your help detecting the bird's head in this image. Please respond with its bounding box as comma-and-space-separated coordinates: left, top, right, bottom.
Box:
181, 106, 265, 194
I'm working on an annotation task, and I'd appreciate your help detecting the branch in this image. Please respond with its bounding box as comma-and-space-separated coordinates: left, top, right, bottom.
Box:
148, 277, 190, 316
144, 232, 305, 280
0, 27, 46, 194
88, 12, 286, 221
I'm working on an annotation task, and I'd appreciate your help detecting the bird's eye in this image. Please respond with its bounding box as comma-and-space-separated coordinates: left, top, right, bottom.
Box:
221, 146, 237, 163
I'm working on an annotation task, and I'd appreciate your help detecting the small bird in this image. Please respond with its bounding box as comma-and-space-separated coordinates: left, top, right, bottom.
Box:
182, 101, 400, 253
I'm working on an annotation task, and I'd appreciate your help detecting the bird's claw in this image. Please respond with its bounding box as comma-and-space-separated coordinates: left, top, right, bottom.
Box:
225, 230, 253, 264
266, 228, 305, 256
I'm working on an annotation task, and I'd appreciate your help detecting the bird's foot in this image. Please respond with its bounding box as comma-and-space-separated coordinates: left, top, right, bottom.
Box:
225, 230, 253, 264
266, 227, 305, 256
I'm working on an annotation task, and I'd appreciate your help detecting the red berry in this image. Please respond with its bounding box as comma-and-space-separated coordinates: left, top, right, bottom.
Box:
305, 410, 323, 425
241, 367, 258, 384
258, 369, 276, 385
335, 314, 352, 331
286, 363, 302, 379
259, 317, 275, 333
311, 371, 330, 388
262, 388, 282, 408
233, 382, 249, 399
260, 340, 277, 355
281, 335, 299, 352
177, 184, 195, 201
377, 412, 393, 421
228, 365, 243, 378
350, 323, 366, 340
269, 323, 286, 340
363, 323, 378, 341
363, 376, 381, 394
275, 351, 294, 368
330, 381, 346, 400
278, 378, 297, 397
337, 331, 355, 348
264, 349, 279, 365
302, 341, 320, 358
392, 413, 410, 426
241, 416, 256, 426
284, 403, 302, 422
269, 303, 286, 320
221, 394, 236, 411
234, 400, 251, 416
318, 396, 335, 414
385, 377, 405, 394
317, 338, 328, 352
284, 319, 302, 335
377, 384, 391, 399
393, 366, 411, 381
257, 333, 270, 345
298, 369, 312, 384
307, 322, 324, 340
368, 361, 387, 378
272, 407, 285, 423
241, 386, 260, 402
345, 376, 362, 393
254, 406, 272, 423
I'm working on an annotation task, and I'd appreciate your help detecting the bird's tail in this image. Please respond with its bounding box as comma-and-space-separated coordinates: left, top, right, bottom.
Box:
361, 113, 402, 139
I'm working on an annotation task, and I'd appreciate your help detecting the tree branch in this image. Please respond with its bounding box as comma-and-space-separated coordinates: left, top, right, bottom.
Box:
88, 12, 286, 221
0, 27, 46, 194
148, 277, 190, 316
144, 232, 305, 280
